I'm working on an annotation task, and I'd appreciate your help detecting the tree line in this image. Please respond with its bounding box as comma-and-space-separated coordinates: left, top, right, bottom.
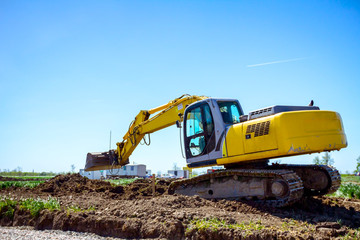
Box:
313, 153, 360, 174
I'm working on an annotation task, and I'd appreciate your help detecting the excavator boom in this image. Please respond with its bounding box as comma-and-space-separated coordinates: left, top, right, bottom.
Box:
85, 95, 207, 171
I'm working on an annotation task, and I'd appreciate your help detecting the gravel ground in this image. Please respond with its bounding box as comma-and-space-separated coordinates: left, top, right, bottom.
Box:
0, 226, 124, 240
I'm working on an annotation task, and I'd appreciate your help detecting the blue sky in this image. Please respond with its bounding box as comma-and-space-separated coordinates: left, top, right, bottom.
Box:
1, 0, 359, 174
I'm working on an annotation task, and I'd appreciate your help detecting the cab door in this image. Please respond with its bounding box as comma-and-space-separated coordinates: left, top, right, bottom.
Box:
184, 102, 216, 166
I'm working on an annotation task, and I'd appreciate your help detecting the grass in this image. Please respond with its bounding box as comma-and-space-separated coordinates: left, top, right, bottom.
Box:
0, 176, 136, 189
331, 183, 360, 199
341, 174, 360, 185
106, 178, 137, 186
0, 197, 60, 218
186, 218, 318, 237
186, 218, 265, 235
1, 176, 54, 179
66, 205, 96, 215
20, 197, 60, 217
0, 198, 17, 219
344, 228, 360, 240
280, 219, 315, 232
1, 196, 96, 219
0, 180, 45, 189
326, 174, 360, 199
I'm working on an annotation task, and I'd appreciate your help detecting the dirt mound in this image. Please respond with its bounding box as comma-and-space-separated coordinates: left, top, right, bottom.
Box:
35, 174, 113, 194
122, 178, 173, 199
3, 194, 358, 239
34, 174, 172, 200
2, 174, 360, 239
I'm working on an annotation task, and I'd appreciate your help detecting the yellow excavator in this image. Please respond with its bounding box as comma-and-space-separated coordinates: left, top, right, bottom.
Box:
85, 94, 347, 207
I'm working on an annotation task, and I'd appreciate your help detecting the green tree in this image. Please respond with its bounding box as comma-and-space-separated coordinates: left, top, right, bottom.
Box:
313, 156, 321, 165
71, 164, 76, 173
322, 152, 334, 166
313, 152, 334, 166
355, 156, 360, 174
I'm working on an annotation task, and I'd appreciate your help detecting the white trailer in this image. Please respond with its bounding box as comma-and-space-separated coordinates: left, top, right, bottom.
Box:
79, 169, 106, 180
106, 164, 146, 177
168, 170, 189, 179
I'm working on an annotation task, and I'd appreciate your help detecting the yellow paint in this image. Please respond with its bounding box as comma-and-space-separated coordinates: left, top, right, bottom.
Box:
222, 139, 228, 157
116, 95, 207, 166
217, 110, 347, 166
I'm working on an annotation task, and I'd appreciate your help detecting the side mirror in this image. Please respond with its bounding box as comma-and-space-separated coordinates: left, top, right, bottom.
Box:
240, 115, 248, 123
176, 120, 182, 128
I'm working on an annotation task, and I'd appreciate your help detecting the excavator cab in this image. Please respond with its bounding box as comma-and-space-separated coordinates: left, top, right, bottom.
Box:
183, 98, 244, 168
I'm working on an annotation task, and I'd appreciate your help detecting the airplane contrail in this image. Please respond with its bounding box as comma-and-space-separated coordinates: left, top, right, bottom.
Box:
246, 57, 307, 68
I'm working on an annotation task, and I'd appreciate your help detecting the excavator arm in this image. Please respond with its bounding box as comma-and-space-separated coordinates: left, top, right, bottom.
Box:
85, 94, 207, 171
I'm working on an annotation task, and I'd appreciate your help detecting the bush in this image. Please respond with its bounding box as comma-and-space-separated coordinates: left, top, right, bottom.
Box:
337, 183, 360, 199
0, 198, 17, 219
19, 197, 60, 217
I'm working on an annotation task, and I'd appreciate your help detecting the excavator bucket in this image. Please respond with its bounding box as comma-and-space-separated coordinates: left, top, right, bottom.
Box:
85, 152, 114, 171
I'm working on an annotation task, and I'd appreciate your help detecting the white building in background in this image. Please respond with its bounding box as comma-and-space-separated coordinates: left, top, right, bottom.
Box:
79, 169, 106, 180
106, 164, 146, 177
168, 170, 189, 179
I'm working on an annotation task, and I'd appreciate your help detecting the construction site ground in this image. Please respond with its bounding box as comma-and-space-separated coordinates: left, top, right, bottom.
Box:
1, 174, 360, 239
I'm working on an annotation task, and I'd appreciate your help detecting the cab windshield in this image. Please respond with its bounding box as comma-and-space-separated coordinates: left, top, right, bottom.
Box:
217, 101, 243, 124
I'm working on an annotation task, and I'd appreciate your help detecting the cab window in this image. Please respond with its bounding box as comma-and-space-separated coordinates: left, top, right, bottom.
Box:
185, 104, 214, 157
217, 101, 243, 124
186, 107, 203, 137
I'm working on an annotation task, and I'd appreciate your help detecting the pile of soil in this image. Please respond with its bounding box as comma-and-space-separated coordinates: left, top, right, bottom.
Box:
34, 174, 172, 199
123, 178, 173, 199
35, 174, 114, 194
1, 174, 360, 239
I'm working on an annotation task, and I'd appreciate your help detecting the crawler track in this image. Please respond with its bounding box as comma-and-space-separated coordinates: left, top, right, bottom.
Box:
169, 169, 304, 207
268, 164, 341, 196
